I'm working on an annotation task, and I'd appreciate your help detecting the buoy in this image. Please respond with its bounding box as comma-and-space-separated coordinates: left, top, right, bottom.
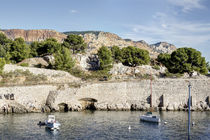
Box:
128, 125, 131, 130
192, 122, 195, 126
164, 121, 167, 125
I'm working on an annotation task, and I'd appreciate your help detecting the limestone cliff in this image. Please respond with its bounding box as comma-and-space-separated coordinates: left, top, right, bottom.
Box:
1, 29, 67, 42
81, 32, 156, 56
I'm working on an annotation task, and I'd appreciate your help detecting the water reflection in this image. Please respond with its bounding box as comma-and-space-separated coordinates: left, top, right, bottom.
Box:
45, 127, 60, 136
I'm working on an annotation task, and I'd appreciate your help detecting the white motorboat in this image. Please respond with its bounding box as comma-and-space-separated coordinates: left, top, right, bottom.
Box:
45, 115, 61, 130
140, 112, 161, 123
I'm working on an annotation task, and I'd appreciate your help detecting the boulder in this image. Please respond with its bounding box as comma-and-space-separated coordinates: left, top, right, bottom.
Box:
43, 55, 55, 64
46, 91, 59, 110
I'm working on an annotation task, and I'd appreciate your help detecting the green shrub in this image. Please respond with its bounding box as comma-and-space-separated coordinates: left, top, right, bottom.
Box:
0, 58, 5, 75
135, 73, 154, 80
19, 63, 29, 67
163, 71, 183, 78
1, 69, 47, 85
152, 65, 160, 70
69, 67, 87, 79
70, 67, 111, 81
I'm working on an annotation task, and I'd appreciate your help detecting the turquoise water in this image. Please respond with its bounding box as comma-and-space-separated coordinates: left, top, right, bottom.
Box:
0, 111, 209, 140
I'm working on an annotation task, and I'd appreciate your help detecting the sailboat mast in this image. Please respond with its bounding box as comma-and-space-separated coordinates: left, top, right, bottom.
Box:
150, 73, 152, 107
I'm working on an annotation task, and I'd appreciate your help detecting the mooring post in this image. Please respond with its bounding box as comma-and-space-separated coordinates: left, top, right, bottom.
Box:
188, 82, 191, 140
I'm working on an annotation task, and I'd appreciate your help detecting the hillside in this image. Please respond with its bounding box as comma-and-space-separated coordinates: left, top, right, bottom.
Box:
1, 29, 176, 58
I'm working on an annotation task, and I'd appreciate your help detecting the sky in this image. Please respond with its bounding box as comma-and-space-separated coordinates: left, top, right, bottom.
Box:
0, 0, 210, 61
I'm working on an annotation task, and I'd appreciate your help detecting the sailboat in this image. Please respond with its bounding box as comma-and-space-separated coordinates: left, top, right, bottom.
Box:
140, 73, 161, 123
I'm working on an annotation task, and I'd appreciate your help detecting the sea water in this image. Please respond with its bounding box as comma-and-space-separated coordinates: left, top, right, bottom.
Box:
0, 111, 209, 140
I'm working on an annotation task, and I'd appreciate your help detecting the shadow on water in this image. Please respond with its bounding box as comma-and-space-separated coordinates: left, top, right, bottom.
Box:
139, 120, 160, 129
82, 110, 96, 114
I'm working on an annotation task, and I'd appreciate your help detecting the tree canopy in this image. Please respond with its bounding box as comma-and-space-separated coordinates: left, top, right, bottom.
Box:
121, 46, 150, 67
97, 46, 113, 70
9, 38, 30, 63
63, 34, 87, 54
157, 47, 208, 75
36, 38, 61, 56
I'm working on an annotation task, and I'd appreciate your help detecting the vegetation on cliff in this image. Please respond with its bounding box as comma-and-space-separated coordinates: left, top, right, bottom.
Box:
63, 31, 101, 36
157, 47, 208, 75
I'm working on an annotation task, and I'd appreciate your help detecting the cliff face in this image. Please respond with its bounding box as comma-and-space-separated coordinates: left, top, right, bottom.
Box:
81, 32, 159, 57
1, 29, 67, 42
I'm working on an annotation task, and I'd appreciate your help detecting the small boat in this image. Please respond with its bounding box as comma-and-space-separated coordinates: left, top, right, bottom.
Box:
140, 112, 161, 123
45, 115, 61, 130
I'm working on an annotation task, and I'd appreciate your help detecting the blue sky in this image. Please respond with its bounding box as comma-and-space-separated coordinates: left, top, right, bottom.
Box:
0, 0, 210, 61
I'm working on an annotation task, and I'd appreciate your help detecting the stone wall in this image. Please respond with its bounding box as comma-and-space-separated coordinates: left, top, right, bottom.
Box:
0, 79, 209, 113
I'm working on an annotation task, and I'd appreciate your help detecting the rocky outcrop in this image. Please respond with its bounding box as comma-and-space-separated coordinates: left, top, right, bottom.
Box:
109, 63, 166, 80
1, 29, 67, 42
3, 64, 81, 84
82, 32, 158, 57
150, 42, 176, 54
18, 57, 49, 67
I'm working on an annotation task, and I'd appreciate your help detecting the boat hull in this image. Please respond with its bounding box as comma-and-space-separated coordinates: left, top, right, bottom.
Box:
45, 122, 61, 130
140, 115, 161, 123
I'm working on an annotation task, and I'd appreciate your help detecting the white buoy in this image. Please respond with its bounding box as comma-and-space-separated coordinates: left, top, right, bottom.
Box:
164, 121, 167, 125
128, 125, 131, 130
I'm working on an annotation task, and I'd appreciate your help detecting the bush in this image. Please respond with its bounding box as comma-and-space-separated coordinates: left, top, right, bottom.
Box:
162, 71, 183, 78
97, 46, 113, 70
1, 69, 47, 85
121, 46, 150, 67
19, 63, 29, 67
0, 58, 6, 75
70, 67, 111, 81
152, 65, 160, 70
